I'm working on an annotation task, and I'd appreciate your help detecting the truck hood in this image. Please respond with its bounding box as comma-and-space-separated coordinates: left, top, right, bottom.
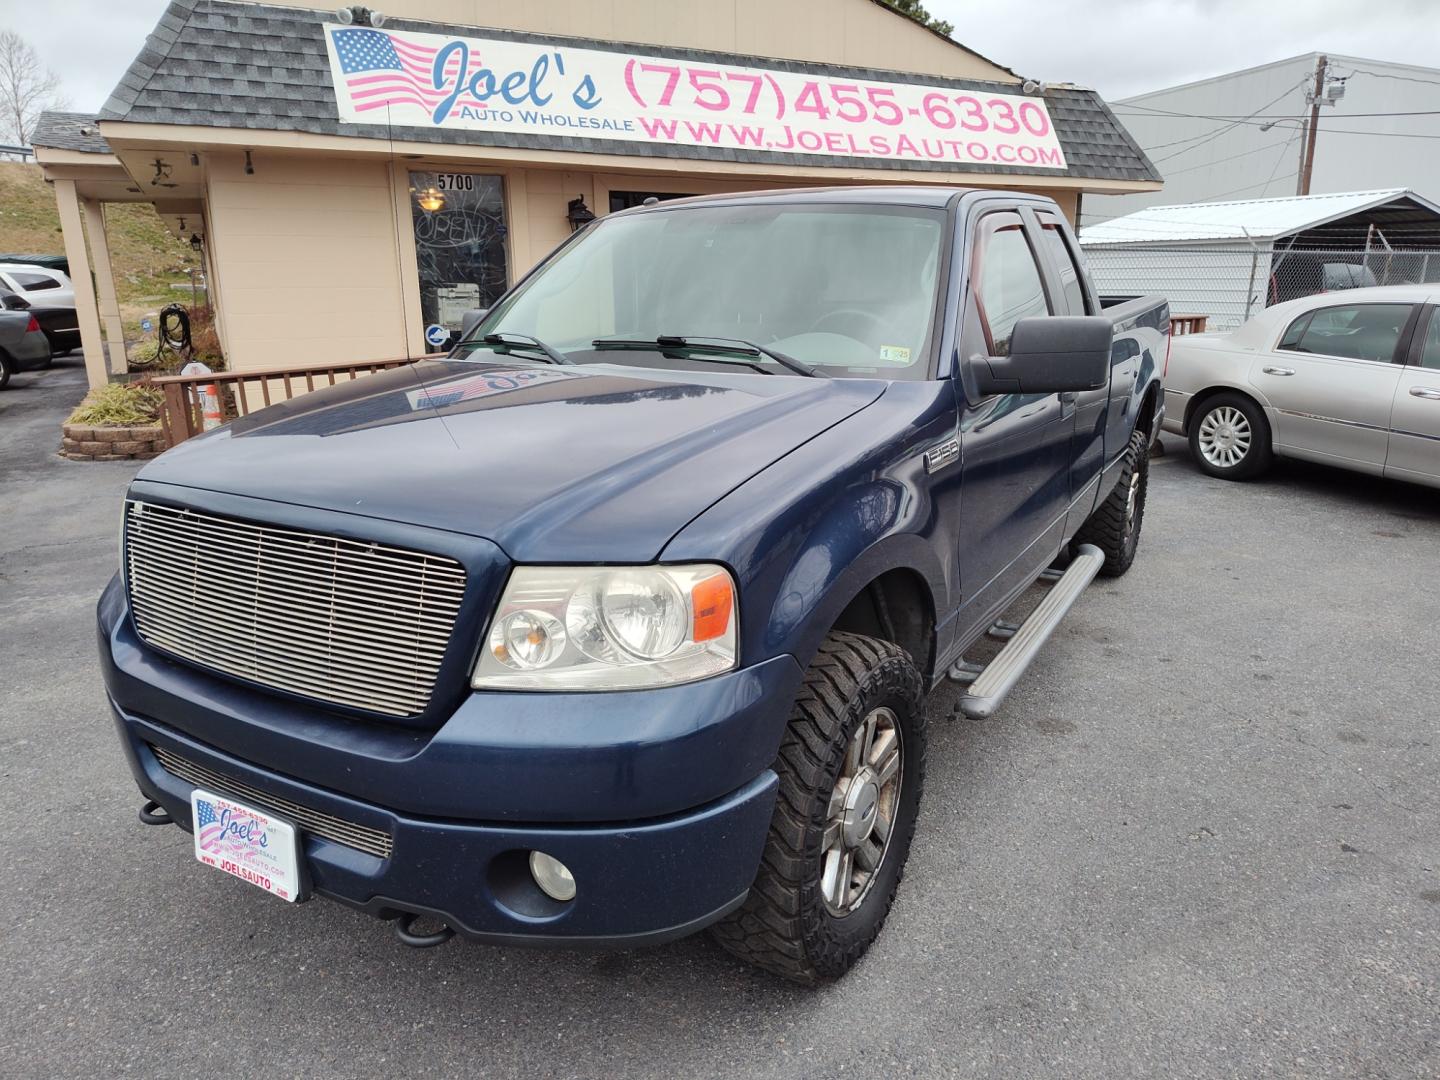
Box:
138, 359, 885, 561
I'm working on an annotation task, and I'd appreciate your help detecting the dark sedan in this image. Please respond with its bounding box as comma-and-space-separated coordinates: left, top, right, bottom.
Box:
0, 307, 53, 388
0, 284, 78, 356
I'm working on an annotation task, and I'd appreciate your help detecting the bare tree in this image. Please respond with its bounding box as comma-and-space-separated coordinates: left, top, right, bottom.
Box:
0, 29, 67, 147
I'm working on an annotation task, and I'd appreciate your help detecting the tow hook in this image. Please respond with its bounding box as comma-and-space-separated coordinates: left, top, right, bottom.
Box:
393, 912, 455, 948
138, 800, 174, 826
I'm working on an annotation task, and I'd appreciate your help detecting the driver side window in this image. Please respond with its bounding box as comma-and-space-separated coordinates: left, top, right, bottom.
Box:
973, 213, 1051, 356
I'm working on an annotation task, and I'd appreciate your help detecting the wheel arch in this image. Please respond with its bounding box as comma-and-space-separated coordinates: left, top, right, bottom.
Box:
1182, 384, 1273, 444
1136, 378, 1162, 439
826, 564, 937, 684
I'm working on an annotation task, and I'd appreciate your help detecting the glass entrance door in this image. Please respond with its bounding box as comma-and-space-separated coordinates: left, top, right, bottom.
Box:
409, 171, 508, 351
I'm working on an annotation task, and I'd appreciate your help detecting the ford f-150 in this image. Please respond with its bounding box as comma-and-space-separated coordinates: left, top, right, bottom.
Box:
99, 187, 1167, 983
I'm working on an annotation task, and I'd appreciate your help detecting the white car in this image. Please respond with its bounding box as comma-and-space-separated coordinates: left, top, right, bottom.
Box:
0, 264, 75, 308
1162, 285, 1440, 490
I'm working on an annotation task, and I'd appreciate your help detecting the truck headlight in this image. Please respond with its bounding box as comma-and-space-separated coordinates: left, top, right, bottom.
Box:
472, 564, 738, 691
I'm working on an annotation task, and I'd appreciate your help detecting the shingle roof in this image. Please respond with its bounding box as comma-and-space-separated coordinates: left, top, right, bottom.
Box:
30, 111, 111, 154
100, 0, 1159, 184
1079, 188, 1440, 245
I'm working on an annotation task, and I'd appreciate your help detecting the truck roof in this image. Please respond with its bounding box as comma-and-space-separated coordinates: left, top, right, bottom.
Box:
615, 185, 1000, 215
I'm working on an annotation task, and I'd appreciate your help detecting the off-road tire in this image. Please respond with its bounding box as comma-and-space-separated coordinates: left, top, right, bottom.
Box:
710, 631, 925, 985
1188, 392, 1273, 481
1074, 427, 1148, 577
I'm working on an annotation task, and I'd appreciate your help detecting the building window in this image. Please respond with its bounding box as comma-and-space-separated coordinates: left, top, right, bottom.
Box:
409, 171, 508, 351
608, 190, 690, 213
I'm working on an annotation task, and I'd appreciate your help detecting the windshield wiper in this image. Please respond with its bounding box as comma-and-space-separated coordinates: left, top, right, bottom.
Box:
592, 335, 826, 378
458, 331, 572, 365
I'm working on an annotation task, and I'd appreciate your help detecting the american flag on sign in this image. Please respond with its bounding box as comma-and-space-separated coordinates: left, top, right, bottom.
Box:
196, 797, 225, 854
331, 27, 464, 117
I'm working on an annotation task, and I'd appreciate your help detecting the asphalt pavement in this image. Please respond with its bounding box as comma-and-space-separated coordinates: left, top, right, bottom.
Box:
1, 355, 1436, 1078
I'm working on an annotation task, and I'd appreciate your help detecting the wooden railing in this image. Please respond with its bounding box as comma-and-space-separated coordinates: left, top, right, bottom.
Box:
1169, 314, 1209, 336
153, 317, 1213, 447
151, 356, 416, 448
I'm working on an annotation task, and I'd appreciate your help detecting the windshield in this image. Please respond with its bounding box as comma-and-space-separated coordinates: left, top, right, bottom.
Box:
466, 202, 947, 379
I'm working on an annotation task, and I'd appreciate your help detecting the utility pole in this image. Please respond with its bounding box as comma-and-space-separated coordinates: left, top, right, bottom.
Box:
1297, 54, 1327, 196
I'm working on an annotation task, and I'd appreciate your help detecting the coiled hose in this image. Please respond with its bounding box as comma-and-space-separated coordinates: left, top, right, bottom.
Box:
157, 303, 192, 360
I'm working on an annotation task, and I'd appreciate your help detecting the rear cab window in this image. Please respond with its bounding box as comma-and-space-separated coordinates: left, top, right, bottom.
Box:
1036, 212, 1091, 316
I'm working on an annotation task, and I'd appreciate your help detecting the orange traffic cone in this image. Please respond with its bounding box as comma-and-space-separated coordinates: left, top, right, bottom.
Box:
201, 384, 222, 430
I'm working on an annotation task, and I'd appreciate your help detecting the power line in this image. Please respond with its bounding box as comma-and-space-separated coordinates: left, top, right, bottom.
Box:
1143, 123, 1440, 147
1160, 133, 1308, 177
1141, 79, 1312, 165
1287, 127, 1440, 140
1115, 103, 1440, 121
1139, 119, 1255, 153
1342, 67, 1440, 89
1258, 125, 1305, 198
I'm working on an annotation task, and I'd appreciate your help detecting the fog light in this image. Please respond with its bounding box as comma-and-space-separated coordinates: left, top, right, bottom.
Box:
529, 850, 576, 902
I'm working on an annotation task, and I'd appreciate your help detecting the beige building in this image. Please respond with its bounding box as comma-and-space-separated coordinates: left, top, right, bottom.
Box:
33, 0, 1160, 389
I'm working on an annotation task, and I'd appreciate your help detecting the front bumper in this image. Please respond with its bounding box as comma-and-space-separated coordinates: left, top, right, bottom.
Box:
117, 707, 777, 945
99, 576, 798, 945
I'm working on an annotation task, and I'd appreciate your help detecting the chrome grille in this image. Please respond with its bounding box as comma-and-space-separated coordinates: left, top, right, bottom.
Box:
150, 743, 393, 859
124, 501, 466, 718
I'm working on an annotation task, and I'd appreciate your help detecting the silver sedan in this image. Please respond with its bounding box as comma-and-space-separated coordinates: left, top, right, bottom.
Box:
1162, 285, 1440, 488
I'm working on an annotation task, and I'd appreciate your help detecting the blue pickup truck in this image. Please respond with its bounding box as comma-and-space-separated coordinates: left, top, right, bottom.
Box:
99, 187, 1166, 984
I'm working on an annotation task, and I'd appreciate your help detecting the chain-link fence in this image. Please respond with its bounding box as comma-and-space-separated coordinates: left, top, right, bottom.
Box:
1081, 244, 1440, 332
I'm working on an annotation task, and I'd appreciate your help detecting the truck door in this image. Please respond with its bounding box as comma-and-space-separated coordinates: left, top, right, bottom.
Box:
1386, 304, 1440, 485
1033, 210, 1111, 532
955, 209, 1073, 624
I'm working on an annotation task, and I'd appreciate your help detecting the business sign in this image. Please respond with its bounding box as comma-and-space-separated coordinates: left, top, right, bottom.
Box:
323, 25, 1067, 170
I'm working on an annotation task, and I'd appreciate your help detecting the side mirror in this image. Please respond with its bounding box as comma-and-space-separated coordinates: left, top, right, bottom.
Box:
458, 308, 490, 341
973, 315, 1112, 396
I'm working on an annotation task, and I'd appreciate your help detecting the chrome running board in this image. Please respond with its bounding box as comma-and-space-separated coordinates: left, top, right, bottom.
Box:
949, 544, 1105, 720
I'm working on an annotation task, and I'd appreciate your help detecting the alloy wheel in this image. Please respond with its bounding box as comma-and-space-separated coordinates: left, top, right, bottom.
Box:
1197, 405, 1252, 469
820, 706, 903, 915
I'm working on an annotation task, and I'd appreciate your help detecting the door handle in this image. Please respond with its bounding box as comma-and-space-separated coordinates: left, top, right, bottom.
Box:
1262, 366, 1295, 376
1410, 386, 1440, 400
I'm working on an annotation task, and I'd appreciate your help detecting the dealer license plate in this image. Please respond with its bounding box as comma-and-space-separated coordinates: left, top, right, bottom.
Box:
190, 789, 305, 902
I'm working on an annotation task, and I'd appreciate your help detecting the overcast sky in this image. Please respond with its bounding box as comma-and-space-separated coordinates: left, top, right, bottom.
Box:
7, 0, 1437, 114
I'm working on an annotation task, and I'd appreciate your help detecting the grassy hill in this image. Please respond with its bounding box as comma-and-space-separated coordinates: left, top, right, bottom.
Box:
0, 162, 200, 316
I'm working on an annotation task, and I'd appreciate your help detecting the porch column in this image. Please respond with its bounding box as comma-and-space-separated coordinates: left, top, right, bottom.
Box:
51, 179, 108, 389
81, 198, 127, 374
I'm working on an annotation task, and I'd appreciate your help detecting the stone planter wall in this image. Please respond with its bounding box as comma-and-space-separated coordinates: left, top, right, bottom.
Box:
60, 423, 165, 462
